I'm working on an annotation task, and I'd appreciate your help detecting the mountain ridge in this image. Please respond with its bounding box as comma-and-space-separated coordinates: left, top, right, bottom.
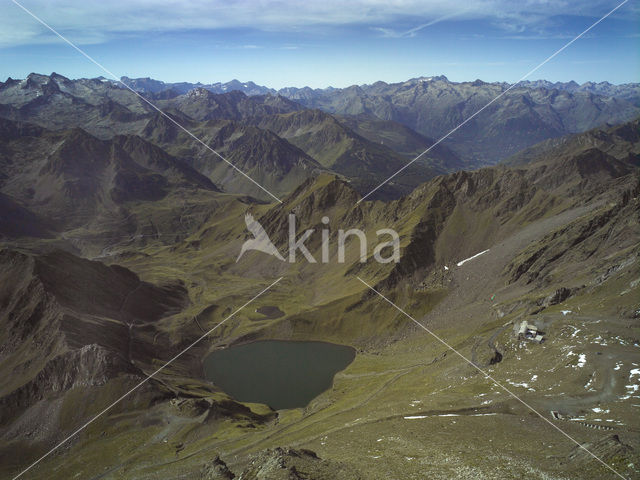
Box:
2, 72, 638, 201
111, 74, 640, 103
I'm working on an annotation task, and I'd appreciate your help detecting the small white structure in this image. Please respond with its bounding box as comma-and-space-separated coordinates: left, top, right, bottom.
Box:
518, 320, 544, 343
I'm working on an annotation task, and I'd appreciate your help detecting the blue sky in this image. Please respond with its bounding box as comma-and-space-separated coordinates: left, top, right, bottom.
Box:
1, 0, 638, 88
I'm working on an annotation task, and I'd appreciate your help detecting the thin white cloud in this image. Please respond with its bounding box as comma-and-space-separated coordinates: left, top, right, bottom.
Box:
502, 34, 576, 40
1, 0, 635, 47
373, 10, 469, 38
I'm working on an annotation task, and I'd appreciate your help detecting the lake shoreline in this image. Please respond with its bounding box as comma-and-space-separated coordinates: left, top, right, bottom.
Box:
202, 339, 356, 410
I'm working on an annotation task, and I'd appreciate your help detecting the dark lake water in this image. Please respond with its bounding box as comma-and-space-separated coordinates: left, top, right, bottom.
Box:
203, 340, 355, 410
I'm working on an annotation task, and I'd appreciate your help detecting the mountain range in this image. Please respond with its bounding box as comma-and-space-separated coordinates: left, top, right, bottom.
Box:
0, 72, 638, 479
6, 73, 639, 171
119, 75, 640, 107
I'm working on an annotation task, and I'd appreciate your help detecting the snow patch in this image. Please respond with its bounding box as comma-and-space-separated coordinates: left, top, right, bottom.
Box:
457, 249, 489, 267
567, 351, 586, 368
585, 373, 596, 391
620, 369, 640, 400
577, 354, 587, 368
593, 335, 608, 346
506, 378, 536, 391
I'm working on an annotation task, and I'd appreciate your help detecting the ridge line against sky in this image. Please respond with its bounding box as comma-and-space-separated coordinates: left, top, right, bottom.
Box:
4, 72, 639, 91
1, 0, 638, 88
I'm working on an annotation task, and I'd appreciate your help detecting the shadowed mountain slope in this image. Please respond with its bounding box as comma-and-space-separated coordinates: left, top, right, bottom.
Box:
0, 119, 219, 229
336, 112, 465, 167
142, 114, 324, 200
503, 118, 640, 168
250, 109, 455, 198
